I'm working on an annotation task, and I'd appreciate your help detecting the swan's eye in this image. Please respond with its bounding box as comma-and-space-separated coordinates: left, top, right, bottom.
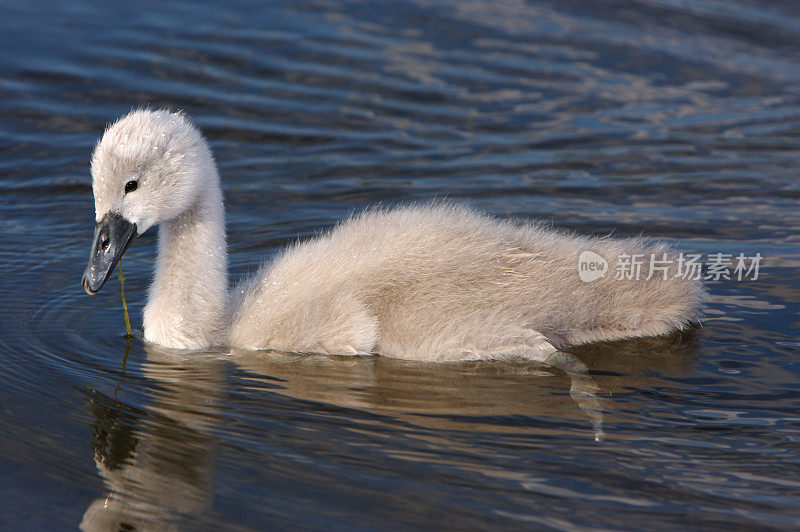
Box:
124, 180, 138, 194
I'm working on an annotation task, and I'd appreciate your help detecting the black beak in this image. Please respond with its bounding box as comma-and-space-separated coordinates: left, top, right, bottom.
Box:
82, 212, 138, 295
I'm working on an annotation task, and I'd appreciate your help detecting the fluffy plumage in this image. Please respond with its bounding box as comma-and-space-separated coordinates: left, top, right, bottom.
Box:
87, 109, 706, 360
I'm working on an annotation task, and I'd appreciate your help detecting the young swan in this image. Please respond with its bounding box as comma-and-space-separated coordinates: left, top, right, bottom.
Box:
82, 109, 705, 361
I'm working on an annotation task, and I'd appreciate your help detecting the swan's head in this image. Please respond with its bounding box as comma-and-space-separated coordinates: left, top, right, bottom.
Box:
82, 109, 216, 295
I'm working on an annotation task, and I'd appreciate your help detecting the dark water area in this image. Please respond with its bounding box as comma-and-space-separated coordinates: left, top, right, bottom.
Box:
1, 0, 799, 529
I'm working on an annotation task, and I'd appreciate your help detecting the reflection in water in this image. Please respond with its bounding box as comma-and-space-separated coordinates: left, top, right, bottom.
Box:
545, 351, 605, 441
80, 330, 700, 529
229, 329, 700, 438
81, 344, 224, 531
228, 348, 612, 438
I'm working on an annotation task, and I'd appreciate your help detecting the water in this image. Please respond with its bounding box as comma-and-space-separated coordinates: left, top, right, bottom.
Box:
1, 0, 799, 529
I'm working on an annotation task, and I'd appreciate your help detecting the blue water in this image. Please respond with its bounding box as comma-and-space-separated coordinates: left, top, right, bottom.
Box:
1, 0, 799, 529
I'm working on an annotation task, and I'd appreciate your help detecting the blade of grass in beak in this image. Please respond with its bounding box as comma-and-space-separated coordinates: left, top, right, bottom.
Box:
118, 258, 132, 338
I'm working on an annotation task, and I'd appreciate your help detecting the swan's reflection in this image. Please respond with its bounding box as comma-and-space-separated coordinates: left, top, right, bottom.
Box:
228, 327, 699, 440
81, 328, 699, 529
81, 344, 224, 532
227, 349, 610, 439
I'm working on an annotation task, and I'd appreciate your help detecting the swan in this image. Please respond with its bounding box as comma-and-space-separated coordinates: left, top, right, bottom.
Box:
82, 109, 705, 361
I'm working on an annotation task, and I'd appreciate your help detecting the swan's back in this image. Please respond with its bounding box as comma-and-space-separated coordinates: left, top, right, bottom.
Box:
228, 204, 704, 360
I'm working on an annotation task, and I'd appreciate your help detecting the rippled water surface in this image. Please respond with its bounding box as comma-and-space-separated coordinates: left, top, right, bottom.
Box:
1, 0, 799, 530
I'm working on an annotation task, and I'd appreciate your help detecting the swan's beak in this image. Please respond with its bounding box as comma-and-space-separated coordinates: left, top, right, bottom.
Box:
82, 212, 138, 295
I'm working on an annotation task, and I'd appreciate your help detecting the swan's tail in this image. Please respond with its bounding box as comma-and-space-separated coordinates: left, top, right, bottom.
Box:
554, 239, 708, 347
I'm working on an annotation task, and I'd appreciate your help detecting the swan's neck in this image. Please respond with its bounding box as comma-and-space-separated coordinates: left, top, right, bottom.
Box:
143, 184, 228, 350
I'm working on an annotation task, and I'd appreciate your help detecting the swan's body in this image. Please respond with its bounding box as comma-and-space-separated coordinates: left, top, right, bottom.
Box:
83, 110, 705, 361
